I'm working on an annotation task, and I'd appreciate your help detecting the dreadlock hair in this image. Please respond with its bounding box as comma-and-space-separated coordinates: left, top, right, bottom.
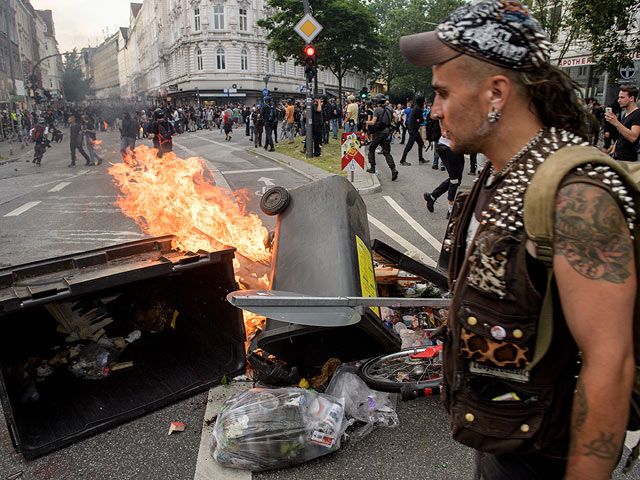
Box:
517, 63, 590, 142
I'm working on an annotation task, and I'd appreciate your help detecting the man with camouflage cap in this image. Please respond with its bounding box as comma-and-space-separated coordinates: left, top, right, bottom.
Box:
400, 1, 635, 478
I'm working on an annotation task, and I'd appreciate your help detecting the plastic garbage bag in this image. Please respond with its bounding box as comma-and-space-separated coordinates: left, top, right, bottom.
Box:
68, 344, 120, 380
211, 388, 345, 471
248, 352, 301, 386
326, 365, 398, 429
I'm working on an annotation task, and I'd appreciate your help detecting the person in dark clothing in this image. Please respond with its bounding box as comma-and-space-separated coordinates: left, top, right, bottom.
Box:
262, 97, 276, 152
426, 115, 442, 168
312, 96, 325, 156
32, 118, 49, 166
68, 115, 91, 168
120, 112, 138, 160
399, 96, 427, 166
366, 94, 398, 181
424, 132, 464, 218
149, 108, 175, 158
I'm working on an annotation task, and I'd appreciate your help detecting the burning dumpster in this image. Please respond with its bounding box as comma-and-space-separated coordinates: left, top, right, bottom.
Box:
0, 236, 246, 459
255, 176, 400, 370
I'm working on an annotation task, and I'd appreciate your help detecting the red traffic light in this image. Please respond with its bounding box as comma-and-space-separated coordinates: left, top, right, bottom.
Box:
304, 45, 315, 57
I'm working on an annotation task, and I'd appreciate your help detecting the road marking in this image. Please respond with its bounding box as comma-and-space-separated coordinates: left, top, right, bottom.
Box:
33, 172, 89, 188
4, 201, 41, 217
193, 134, 243, 152
48, 182, 71, 193
173, 141, 232, 191
368, 214, 435, 267
383, 196, 442, 251
193, 383, 252, 480
222, 167, 283, 175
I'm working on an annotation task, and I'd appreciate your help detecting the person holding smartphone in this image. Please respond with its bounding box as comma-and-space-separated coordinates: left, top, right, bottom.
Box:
604, 85, 640, 161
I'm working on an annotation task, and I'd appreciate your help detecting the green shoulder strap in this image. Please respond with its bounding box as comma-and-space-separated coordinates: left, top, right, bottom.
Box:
523, 145, 640, 371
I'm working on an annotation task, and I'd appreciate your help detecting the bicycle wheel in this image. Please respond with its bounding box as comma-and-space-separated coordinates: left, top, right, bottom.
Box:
358, 346, 443, 394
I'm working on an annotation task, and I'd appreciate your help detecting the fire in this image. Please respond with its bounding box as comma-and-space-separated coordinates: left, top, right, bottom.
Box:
108, 145, 271, 263
243, 311, 266, 342
103, 121, 108, 130
90, 138, 103, 147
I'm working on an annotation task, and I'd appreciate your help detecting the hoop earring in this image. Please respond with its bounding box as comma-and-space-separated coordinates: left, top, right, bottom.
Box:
488, 107, 501, 124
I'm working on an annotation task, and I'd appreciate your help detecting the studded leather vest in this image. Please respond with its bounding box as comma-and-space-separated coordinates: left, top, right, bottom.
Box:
441, 128, 594, 457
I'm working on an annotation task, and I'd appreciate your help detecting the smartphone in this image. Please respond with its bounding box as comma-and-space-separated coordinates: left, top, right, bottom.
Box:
605, 107, 613, 115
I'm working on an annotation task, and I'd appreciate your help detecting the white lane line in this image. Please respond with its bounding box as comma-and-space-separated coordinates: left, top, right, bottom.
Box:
4, 201, 41, 217
173, 141, 232, 191
368, 214, 435, 267
383, 196, 442, 252
48, 182, 71, 193
222, 167, 283, 175
193, 383, 252, 480
193, 134, 243, 152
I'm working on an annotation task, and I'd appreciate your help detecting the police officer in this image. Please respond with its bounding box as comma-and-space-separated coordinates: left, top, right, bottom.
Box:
366, 94, 398, 181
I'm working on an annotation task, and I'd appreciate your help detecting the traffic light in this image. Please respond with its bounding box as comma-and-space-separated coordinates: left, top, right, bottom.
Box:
304, 44, 316, 81
360, 87, 368, 99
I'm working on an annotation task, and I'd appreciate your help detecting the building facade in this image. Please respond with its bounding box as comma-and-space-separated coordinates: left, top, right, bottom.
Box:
91, 32, 121, 99
0, 0, 20, 106
35, 9, 63, 101
118, 0, 366, 105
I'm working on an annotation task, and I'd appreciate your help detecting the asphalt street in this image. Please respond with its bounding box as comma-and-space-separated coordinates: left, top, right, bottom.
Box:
0, 126, 637, 480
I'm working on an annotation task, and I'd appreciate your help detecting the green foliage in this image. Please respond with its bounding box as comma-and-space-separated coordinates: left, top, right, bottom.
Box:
257, 0, 383, 100
567, 0, 640, 78
370, 0, 466, 102
62, 50, 91, 103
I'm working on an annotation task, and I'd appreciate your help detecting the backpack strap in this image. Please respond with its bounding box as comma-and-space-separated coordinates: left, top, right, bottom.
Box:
524, 145, 639, 372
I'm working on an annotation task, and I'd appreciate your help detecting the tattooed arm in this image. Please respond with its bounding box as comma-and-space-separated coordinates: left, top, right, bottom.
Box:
553, 182, 636, 479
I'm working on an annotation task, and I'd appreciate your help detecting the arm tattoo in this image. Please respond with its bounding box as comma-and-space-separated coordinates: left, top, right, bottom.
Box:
582, 432, 619, 460
569, 379, 588, 455
554, 183, 632, 283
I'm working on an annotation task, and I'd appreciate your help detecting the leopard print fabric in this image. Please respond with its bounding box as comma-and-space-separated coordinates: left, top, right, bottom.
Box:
466, 250, 508, 298
460, 328, 530, 368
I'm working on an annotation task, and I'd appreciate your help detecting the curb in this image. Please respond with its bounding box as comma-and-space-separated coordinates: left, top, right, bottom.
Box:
247, 146, 381, 195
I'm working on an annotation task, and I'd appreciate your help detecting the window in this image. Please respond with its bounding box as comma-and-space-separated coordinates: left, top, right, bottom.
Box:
194, 8, 201, 31
265, 51, 270, 72
216, 47, 225, 70
49, 78, 53, 88
196, 48, 203, 70
239, 8, 248, 31
270, 53, 275, 73
240, 48, 248, 71
281, 61, 286, 76
213, 6, 224, 30
45, 43, 48, 51
43, 22, 47, 33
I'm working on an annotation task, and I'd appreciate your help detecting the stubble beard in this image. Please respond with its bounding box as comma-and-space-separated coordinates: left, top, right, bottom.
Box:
449, 118, 492, 155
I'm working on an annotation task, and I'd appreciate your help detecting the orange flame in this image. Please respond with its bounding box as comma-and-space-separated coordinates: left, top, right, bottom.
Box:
103, 121, 108, 130
108, 145, 270, 263
89, 138, 103, 147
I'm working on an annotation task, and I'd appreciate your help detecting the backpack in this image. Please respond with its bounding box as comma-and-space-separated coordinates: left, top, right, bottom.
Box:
266, 106, 275, 123
523, 145, 640, 472
33, 125, 45, 142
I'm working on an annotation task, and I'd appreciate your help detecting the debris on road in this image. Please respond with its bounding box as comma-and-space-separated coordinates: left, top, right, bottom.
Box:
211, 388, 345, 471
168, 422, 186, 435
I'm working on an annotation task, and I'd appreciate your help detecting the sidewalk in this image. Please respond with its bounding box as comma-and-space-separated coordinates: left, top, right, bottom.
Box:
0, 139, 34, 164
248, 146, 382, 195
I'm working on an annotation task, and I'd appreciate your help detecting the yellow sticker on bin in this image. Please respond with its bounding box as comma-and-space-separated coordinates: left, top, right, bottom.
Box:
171, 310, 179, 329
355, 235, 380, 317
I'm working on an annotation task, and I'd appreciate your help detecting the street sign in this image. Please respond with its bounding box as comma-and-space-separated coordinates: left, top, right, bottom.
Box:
341, 132, 366, 171
262, 88, 269, 95
294, 13, 323, 43
620, 64, 636, 80
168, 84, 178, 91
224, 88, 238, 93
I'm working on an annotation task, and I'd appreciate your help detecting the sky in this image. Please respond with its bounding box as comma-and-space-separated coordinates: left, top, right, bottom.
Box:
30, 0, 134, 53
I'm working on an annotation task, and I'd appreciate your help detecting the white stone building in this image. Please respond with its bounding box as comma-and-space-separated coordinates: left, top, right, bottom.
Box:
118, 0, 366, 105
35, 10, 63, 100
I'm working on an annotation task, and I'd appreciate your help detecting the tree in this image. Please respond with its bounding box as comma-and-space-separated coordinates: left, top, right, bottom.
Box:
62, 50, 92, 103
257, 0, 383, 102
370, 0, 466, 101
566, 0, 640, 78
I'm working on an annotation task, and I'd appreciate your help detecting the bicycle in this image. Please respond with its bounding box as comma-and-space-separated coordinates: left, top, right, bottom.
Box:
358, 343, 443, 402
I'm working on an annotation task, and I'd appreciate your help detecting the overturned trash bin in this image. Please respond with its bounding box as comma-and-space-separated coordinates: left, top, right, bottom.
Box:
0, 236, 246, 458
256, 175, 400, 370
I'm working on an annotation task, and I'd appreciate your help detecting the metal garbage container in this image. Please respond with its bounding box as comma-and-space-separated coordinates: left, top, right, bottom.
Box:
0, 236, 246, 458
256, 176, 400, 370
